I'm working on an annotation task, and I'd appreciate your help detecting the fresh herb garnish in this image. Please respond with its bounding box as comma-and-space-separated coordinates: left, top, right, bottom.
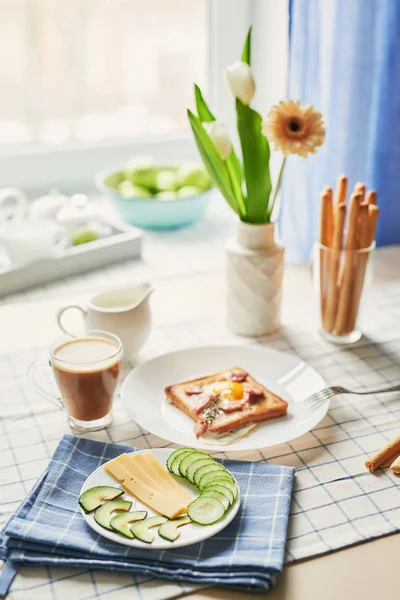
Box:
203, 398, 220, 425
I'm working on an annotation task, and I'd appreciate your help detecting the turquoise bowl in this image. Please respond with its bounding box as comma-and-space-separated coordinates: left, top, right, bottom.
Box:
95, 168, 213, 230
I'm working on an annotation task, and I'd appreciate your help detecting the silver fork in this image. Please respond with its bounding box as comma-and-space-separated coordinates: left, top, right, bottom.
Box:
304, 383, 400, 410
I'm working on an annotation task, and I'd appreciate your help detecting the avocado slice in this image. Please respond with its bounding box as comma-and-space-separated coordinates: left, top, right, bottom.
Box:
79, 486, 124, 513
110, 510, 147, 539
131, 516, 168, 543
94, 499, 132, 530
158, 516, 191, 542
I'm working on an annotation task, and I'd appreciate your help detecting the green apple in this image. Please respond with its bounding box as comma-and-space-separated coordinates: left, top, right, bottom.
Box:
119, 180, 152, 199
156, 191, 177, 201
104, 170, 124, 190
129, 167, 158, 190
176, 163, 212, 190
155, 170, 178, 192
177, 186, 201, 198
72, 227, 99, 245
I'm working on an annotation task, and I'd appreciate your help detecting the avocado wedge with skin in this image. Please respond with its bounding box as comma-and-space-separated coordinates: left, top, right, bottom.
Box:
94, 499, 132, 530
79, 486, 124, 513
158, 516, 191, 542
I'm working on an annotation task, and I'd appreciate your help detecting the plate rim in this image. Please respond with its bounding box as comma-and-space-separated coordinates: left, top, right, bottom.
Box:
120, 344, 329, 452
80, 447, 241, 550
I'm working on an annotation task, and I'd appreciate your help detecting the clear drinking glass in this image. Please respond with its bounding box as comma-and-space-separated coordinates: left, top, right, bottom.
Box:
313, 241, 375, 344
29, 330, 123, 431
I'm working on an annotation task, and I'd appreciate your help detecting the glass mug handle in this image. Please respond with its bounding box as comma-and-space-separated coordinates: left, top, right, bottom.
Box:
57, 305, 87, 335
28, 362, 63, 409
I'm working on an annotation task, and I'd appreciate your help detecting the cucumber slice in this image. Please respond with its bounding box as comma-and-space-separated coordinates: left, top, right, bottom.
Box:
94, 499, 132, 530
131, 516, 168, 543
166, 447, 194, 472
186, 457, 215, 484
178, 450, 210, 478
79, 486, 124, 513
169, 449, 197, 476
198, 471, 235, 490
158, 516, 191, 542
188, 496, 225, 525
193, 463, 227, 488
202, 482, 235, 505
110, 510, 147, 538
203, 476, 238, 499
200, 489, 230, 511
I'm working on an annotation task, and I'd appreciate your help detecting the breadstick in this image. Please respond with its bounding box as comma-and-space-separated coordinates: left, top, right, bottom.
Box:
365, 435, 400, 472
324, 203, 346, 332
347, 203, 370, 331
366, 190, 377, 205
368, 204, 379, 244
319, 189, 334, 327
333, 193, 361, 335
354, 182, 366, 202
390, 455, 400, 474
334, 175, 348, 206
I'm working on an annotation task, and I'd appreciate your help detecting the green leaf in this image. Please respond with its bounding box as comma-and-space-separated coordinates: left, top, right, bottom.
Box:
187, 110, 241, 216
225, 151, 247, 218
193, 85, 246, 216
236, 99, 272, 223
241, 26, 252, 65
194, 85, 215, 123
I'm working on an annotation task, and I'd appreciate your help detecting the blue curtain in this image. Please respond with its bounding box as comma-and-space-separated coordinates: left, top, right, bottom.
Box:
281, 0, 400, 263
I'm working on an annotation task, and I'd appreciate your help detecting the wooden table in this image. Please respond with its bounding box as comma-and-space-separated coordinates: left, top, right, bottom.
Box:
1, 245, 399, 600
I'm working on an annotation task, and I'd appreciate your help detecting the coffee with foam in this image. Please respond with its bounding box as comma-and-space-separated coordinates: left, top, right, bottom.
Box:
52, 336, 121, 422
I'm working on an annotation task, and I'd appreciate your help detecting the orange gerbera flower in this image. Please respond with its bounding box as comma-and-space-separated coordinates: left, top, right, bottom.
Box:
262, 100, 326, 157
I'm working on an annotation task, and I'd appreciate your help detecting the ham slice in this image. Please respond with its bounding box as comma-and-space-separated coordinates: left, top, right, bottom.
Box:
219, 398, 247, 413
185, 385, 203, 395
195, 420, 207, 438
229, 370, 248, 382
191, 393, 215, 415
246, 386, 264, 403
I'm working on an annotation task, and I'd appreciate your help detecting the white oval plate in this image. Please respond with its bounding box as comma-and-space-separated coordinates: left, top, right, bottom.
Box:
121, 345, 328, 452
80, 448, 240, 549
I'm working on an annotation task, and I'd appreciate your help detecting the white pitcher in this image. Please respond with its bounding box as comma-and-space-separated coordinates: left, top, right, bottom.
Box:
57, 283, 153, 362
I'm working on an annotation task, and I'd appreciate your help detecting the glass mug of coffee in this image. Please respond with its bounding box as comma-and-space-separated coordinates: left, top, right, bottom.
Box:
30, 330, 123, 431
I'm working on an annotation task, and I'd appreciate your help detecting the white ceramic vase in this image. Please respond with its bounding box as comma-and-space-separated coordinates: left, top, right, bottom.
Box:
226, 221, 284, 337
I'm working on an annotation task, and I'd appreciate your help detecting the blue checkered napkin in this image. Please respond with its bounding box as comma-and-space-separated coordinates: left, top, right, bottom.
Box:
1, 435, 294, 596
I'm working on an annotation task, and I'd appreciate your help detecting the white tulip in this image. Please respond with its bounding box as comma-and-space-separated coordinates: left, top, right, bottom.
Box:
225, 61, 255, 105
203, 121, 232, 160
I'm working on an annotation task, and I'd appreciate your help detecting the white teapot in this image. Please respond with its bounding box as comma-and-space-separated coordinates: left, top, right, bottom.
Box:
0, 187, 69, 223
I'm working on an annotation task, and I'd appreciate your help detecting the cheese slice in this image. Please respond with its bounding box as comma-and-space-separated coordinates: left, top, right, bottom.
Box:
114, 453, 169, 494
132, 452, 192, 503
104, 456, 187, 518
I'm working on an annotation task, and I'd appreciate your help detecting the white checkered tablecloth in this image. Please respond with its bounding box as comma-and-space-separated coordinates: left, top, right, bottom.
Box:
1, 200, 400, 600
1, 277, 400, 599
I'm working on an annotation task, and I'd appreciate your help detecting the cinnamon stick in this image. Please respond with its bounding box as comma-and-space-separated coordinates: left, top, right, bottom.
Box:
365, 434, 400, 472
334, 175, 348, 206
333, 192, 361, 335
324, 203, 346, 333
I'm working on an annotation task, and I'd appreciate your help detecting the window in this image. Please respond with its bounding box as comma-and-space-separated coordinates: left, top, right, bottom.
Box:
0, 0, 208, 146
0, 0, 288, 190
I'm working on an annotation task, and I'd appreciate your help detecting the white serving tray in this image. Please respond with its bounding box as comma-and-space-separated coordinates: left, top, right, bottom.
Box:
0, 222, 143, 298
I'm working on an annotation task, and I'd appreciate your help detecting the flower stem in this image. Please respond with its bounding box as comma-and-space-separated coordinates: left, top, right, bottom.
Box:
268, 156, 286, 220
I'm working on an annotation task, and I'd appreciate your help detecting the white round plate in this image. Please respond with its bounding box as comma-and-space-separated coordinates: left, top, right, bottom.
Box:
80, 448, 240, 549
121, 345, 328, 452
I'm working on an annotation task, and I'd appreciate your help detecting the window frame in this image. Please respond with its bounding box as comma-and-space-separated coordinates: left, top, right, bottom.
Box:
0, 0, 287, 193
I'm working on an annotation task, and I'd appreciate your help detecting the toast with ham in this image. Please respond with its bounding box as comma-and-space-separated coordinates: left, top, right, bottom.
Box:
165, 367, 288, 443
